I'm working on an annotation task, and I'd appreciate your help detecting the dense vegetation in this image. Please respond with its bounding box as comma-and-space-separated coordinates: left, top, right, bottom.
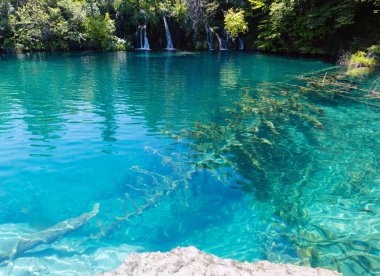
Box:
0, 0, 379, 57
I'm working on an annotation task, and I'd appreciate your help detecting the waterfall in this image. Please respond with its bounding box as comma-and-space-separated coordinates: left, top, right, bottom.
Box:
142, 25, 150, 50
205, 25, 214, 50
163, 16, 174, 50
136, 25, 150, 50
238, 36, 244, 50
215, 33, 227, 51
215, 33, 225, 50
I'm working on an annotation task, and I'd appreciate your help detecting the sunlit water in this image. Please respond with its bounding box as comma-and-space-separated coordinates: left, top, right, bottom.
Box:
0, 52, 379, 275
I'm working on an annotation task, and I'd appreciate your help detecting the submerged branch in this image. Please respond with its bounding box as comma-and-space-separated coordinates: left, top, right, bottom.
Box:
0, 204, 99, 263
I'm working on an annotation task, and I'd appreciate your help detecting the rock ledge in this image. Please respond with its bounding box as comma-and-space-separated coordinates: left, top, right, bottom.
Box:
100, 246, 341, 275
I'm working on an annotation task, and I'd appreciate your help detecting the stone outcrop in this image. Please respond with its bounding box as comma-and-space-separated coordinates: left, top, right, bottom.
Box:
100, 246, 341, 276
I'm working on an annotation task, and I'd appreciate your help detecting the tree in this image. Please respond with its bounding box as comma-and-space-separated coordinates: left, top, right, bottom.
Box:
185, 0, 219, 32
255, 0, 379, 54
0, 0, 13, 42
1, 0, 379, 53
10, 0, 52, 50
84, 12, 116, 49
57, 0, 87, 47
224, 8, 248, 39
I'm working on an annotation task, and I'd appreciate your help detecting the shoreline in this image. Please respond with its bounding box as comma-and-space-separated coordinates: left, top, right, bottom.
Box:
0, 49, 337, 64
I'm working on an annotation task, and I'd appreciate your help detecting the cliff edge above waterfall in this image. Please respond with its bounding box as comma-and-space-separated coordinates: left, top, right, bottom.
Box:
99, 246, 341, 276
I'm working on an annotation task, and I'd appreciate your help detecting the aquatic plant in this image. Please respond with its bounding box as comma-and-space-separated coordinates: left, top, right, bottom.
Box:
173, 76, 330, 187
159, 69, 380, 273
297, 70, 380, 106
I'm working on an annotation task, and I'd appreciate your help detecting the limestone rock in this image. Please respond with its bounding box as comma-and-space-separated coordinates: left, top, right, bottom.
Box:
99, 246, 341, 276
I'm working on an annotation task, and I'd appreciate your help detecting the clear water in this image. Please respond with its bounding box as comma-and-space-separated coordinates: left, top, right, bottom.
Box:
0, 52, 379, 275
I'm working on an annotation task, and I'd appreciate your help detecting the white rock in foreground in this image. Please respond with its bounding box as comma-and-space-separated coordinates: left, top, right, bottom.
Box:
99, 246, 341, 276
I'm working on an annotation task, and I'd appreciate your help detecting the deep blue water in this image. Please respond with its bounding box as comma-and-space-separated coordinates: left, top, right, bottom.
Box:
0, 52, 379, 275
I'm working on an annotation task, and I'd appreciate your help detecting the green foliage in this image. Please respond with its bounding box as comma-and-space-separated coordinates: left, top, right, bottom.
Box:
84, 12, 115, 49
185, 0, 219, 31
56, 0, 87, 45
343, 48, 378, 76
0, 0, 379, 53
170, 0, 187, 23
108, 37, 133, 51
248, 0, 265, 10
255, 0, 377, 55
367, 44, 380, 56
123, 38, 134, 51
349, 51, 376, 68
0, 0, 13, 41
9, 0, 48, 50
224, 8, 248, 39
158, 0, 186, 24
7, 0, 89, 51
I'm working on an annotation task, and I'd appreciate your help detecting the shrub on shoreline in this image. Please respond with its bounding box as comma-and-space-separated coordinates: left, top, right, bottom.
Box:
348, 51, 376, 68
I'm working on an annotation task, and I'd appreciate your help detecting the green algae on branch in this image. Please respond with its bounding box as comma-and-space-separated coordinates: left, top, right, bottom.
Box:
297, 70, 380, 106
162, 69, 380, 193
159, 70, 380, 272
161, 74, 331, 195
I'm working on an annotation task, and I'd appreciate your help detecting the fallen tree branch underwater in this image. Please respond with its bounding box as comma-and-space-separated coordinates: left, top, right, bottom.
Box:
0, 203, 99, 264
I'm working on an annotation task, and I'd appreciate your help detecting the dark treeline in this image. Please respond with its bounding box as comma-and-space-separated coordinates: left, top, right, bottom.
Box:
0, 0, 379, 56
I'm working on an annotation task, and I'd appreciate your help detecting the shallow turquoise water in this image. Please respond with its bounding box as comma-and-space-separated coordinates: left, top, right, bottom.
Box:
0, 52, 379, 275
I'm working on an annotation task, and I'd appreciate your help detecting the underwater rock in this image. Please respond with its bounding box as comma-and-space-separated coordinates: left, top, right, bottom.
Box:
99, 246, 341, 276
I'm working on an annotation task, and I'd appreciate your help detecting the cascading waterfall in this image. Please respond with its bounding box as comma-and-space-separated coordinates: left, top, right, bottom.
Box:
163, 16, 174, 50
205, 25, 214, 50
215, 32, 227, 51
142, 25, 150, 50
238, 36, 244, 50
136, 25, 150, 50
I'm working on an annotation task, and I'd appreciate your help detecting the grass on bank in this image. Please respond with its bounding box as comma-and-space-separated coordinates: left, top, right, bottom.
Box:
342, 45, 379, 76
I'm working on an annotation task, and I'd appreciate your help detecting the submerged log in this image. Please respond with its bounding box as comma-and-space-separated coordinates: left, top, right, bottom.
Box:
0, 203, 99, 263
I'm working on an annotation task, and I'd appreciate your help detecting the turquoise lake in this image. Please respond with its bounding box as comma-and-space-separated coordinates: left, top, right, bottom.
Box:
0, 52, 379, 275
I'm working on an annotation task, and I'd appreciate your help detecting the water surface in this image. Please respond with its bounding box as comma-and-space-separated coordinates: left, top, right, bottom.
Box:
0, 52, 379, 275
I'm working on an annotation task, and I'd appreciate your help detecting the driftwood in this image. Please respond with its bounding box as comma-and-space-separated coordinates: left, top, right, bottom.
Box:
0, 203, 99, 263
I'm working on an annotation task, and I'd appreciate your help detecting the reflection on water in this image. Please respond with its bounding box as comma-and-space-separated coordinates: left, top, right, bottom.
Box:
0, 52, 379, 275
